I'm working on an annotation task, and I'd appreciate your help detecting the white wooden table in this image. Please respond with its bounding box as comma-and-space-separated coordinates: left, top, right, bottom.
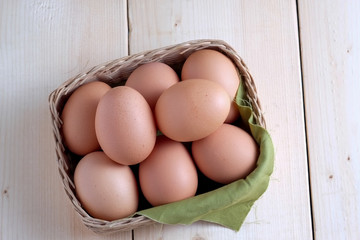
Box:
1, 1, 359, 239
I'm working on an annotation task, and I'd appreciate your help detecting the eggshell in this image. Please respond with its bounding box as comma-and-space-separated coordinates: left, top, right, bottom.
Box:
155, 79, 230, 142
139, 136, 198, 206
181, 49, 240, 123
95, 86, 157, 165
74, 151, 138, 221
192, 124, 259, 184
61, 81, 111, 155
125, 62, 179, 110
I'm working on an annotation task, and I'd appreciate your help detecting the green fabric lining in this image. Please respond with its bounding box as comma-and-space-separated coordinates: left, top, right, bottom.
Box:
135, 79, 275, 231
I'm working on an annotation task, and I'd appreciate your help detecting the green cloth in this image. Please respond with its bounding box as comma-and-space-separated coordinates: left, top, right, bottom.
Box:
135, 80, 275, 231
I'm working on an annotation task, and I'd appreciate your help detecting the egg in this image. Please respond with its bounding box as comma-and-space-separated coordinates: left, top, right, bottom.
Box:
192, 123, 259, 184
155, 79, 230, 142
95, 86, 157, 165
139, 136, 198, 206
181, 49, 240, 123
74, 151, 138, 221
125, 62, 179, 111
61, 81, 111, 155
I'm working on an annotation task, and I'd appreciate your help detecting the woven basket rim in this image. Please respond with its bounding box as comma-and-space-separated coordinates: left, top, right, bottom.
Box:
48, 39, 265, 234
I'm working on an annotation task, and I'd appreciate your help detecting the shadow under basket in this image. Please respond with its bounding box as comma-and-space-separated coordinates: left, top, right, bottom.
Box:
48, 39, 274, 234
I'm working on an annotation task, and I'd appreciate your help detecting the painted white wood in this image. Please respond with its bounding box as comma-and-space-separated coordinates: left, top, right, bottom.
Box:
298, 1, 360, 239
129, 0, 313, 239
5, 0, 358, 239
0, 0, 131, 239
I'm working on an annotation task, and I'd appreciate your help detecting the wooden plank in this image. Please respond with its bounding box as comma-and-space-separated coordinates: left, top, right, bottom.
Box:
298, 1, 360, 239
129, 0, 313, 239
0, 1, 131, 239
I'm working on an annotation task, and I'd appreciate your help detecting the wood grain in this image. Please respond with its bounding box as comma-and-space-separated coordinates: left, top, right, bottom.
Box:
0, 1, 130, 239
298, 1, 360, 239
128, 0, 312, 239
3, 0, 357, 239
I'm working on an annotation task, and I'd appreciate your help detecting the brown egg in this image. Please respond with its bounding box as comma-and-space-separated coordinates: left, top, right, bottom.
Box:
139, 136, 198, 206
155, 79, 230, 142
61, 81, 111, 155
192, 124, 259, 184
181, 49, 240, 123
95, 86, 157, 165
125, 62, 179, 111
74, 151, 138, 221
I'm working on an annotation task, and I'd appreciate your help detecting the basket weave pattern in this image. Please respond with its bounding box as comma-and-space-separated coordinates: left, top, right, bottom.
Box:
48, 39, 265, 233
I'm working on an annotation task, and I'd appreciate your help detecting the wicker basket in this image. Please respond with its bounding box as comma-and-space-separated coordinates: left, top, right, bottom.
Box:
48, 39, 266, 233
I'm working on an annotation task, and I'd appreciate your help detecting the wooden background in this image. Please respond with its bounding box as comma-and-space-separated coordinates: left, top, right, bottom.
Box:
1, 0, 359, 239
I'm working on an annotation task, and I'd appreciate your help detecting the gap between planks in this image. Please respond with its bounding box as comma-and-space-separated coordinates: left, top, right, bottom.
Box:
295, 0, 315, 239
